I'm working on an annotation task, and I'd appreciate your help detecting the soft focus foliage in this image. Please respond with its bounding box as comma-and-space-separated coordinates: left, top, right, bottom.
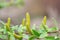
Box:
0, 0, 24, 9
0, 12, 60, 40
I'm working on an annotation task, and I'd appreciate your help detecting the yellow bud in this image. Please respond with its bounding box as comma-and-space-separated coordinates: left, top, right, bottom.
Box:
14, 33, 22, 39
26, 12, 32, 34
5, 23, 10, 31
7, 17, 11, 26
22, 18, 25, 26
42, 16, 47, 25
6, 17, 11, 31
26, 22, 32, 34
26, 12, 30, 26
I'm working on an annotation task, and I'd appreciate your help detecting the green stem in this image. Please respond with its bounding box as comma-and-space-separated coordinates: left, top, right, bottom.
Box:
8, 35, 10, 40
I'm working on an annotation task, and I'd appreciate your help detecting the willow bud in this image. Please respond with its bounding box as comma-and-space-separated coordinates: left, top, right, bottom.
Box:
42, 16, 47, 25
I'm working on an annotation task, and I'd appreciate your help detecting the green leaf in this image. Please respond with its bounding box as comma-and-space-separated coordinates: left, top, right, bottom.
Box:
18, 25, 26, 33
29, 35, 36, 40
48, 27, 58, 32
55, 38, 60, 40
19, 37, 23, 40
11, 25, 18, 31
8, 32, 12, 35
23, 34, 29, 39
3, 26, 7, 34
10, 35, 15, 40
0, 20, 5, 26
39, 29, 48, 38
32, 29, 40, 37
40, 24, 48, 32
0, 35, 7, 39
39, 32, 48, 38
0, 29, 4, 32
45, 36, 55, 40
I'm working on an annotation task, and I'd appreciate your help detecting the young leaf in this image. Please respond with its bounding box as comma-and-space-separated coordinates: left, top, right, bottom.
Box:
0, 35, 7, 40
10, 35, 15, 40
45, 36, 55, 40
23, 34, 29, 39
55, 38, 60, 40
48, 27, 58, 32
39, 30, 48, 38
29, 35, 36, 40
40, 16, 48, 32
32, 29, 40, 37
40, 24, 48, 32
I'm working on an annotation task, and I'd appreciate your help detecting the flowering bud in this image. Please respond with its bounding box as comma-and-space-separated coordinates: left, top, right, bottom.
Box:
26, 12, 30, 26
5, 17, 11, 31
42, 16, 47, 25
7, 17, 11, 26
26, 12, 32, 34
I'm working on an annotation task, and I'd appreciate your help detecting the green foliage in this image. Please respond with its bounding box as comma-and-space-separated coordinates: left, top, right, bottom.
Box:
0, 13, 60, 40
45, 36, 55, 40
0, 0, 24, 9
32, 29, 40, 37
